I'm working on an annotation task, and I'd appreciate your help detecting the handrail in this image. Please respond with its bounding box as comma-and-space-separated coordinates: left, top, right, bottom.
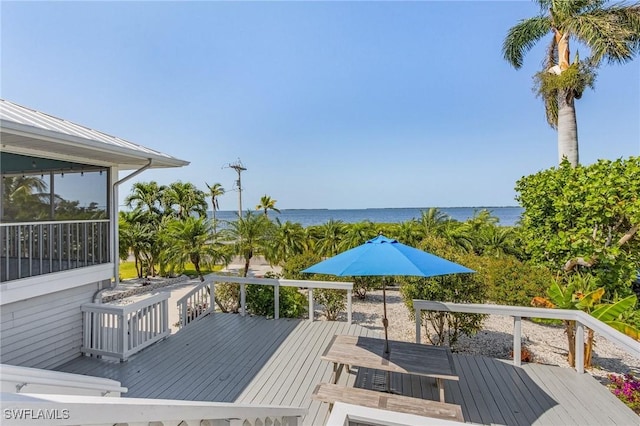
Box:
176, 274, 353, 330
0, 364, 127, 396
328, 402, 463, 426
0, 393, 306, 426
0, 219, 110, 227
413, 300, 640, 373
207, 274, 353, 323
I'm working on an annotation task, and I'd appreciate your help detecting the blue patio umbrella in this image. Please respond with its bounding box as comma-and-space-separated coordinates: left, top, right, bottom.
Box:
302, 235, 474, 354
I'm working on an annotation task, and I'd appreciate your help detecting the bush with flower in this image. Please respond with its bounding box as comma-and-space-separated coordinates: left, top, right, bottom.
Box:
608, 373, 640, 414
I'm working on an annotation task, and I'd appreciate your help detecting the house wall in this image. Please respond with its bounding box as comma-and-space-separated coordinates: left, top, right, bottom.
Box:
0, 281, 104, 369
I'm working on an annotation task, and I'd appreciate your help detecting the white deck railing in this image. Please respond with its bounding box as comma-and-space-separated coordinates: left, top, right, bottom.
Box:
81, 292, 170, 361
0, 392, 306, 426
413, 300, 640, 374
0, 219, 110, 282
0, 364, 127, 397
176, 275, 215, 328
177, 274, 353, 329
327, 402, 465, 426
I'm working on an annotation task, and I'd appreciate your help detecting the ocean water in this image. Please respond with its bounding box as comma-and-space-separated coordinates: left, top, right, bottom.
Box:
212, 206, 523, 227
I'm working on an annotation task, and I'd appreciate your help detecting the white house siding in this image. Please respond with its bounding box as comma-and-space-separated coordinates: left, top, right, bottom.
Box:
0, 282, 100, 369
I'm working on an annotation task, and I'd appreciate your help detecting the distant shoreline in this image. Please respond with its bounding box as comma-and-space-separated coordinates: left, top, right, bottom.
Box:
209, 206, 524, 227
213, 206, 522, 212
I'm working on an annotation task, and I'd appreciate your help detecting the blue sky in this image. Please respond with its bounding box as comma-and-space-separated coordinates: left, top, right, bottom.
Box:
2, 1, 638, 210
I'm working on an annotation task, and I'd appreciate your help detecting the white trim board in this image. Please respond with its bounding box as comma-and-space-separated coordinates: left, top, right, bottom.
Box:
0, 264, 113, 305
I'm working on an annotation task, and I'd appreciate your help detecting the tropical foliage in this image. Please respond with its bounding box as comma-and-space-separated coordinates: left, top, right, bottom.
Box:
515, 158, 640, 297
120, 180, 228, 279
245, 282, 307, 319
256, 194, 281, 217
532, 274, 640, 368
162, 217, 231, 281
400, 236, 488, 347
223, 210, 272, 277
503, 0, 640, 166
205, 182, 225, 233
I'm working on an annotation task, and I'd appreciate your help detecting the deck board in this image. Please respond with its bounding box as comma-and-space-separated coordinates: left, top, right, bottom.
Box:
56, 313, 638, 425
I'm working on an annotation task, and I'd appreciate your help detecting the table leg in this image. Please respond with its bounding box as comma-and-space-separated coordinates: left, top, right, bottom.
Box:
331, 362, 345, 385
437, 378, 445, 403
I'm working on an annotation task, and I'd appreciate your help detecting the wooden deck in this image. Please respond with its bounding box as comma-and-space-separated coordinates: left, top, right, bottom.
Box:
55, 314, 637, 425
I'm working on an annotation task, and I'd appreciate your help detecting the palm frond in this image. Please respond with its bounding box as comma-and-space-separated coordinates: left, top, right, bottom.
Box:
503, 16, 553, 69
568, 5, 640, 65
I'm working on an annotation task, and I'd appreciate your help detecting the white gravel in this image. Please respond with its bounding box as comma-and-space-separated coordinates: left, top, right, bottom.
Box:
336, 289, 639, 382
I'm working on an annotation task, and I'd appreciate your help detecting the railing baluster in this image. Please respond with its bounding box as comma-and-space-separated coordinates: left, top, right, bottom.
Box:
75, 222, 80, 267
17, 225, 22, 279
83, 222, 88, 266
240, 283, 246, 317
28, 224, 33, 277
575, 322, 585, 374
57, 222, 62, 272
3, 225, 8, 281
48, 223, 53, 274
66, 223, 71, 268
90, 222, 95, 264
274, 282, 280, 320
513, 316, 522, 366
38, 224, 43, 275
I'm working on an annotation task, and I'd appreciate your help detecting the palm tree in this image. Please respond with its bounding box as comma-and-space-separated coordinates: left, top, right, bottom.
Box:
163, 217, 231, 281
393, 219, 422, 247
224, 211, 272, 277
339, 221, 376, 251
119, 210, 154, 278
205, 182, 225, 233
503, 0, 640, 166
314, 219, 346, 257
256, 195, 281, 218
475, 226, 519, 258
419, 208, 450, 238
263, 218, 308, 265
125, 181, 165, 216
163, 181, 207, 220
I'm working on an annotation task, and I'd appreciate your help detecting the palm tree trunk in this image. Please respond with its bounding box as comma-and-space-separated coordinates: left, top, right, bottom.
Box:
565, 320, 576, 367
243, 257, 251, 277
557, 89, 579, 166
212, 198, 217, 234
584, 328, 595, 368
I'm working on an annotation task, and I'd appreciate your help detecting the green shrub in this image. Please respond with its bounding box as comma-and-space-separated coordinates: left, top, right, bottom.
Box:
282, 251, 322, 280
399, 247, 488, 348
353, 276, 382, 300
246, 284, 307, 318
215, 282, 240, 313
315, 289, 347, 321
476, 256, 554, 306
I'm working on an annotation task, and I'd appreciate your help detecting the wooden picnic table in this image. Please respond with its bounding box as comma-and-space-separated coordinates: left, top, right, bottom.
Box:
321, 335, 459, 403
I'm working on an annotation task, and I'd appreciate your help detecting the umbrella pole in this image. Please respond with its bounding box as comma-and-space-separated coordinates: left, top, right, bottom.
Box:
383, 279, 389, 356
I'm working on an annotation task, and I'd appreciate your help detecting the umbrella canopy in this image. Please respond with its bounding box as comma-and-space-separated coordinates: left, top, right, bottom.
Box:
302, 235, 474, 277
302, 234, 474, 355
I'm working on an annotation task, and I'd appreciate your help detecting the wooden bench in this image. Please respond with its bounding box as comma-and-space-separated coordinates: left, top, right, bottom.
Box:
312, 383, 464, 423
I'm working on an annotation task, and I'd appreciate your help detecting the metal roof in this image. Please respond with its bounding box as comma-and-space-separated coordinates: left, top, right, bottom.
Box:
0, 99, 189, 170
